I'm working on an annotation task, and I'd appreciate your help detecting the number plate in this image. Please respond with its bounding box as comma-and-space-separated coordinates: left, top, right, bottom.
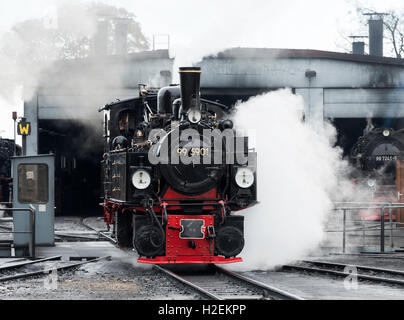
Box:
375, 155, 397, 162
180, 219, 205, 239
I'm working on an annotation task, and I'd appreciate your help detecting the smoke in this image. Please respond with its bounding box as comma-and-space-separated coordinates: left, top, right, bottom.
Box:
0, 1, 162, 150
228, 89, 358, 271
0, 1, 98, 140
0, 3, 94, 98
56, 2, 97, 39
0, 1, 168, 135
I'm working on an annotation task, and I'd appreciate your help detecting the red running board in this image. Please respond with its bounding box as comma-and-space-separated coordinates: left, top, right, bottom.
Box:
138, 256, 242, 264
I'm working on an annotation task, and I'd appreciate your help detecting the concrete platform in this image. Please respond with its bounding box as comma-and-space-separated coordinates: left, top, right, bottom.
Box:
0, 258, 26, 265
35, 241, 130, 260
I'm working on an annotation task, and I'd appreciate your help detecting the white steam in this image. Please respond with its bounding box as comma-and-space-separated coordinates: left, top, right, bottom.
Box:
229, 89, 351, 271
0, 1, 98, 140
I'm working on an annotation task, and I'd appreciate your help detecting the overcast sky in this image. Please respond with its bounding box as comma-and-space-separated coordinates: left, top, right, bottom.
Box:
1, 0, 403, 55
0, 0, 403, 139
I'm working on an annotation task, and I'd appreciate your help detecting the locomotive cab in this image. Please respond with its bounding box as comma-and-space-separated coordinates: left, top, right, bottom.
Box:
100, 67, 257, 264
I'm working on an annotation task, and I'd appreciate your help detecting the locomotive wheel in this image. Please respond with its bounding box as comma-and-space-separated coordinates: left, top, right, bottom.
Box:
215, 226, 244, 258
116, 212, 133, 247
134, 225, 165, 258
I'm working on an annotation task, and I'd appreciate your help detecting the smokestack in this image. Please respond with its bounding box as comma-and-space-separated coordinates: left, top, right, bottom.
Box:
369, 18, 383, 56
352, 41, 365, 55
179, 67, 201, 114
94, 21, 108, 56
115, 22, 128, 55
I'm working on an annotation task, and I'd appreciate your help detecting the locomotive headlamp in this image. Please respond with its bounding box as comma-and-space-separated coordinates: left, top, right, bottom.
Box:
383, 129, 390, 137
187, 109, 202, 123
132, 169, 151, 189
235, 167, 254, 189
367, 179, 376, 187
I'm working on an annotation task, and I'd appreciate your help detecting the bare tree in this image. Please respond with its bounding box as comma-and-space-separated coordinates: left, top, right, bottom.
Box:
1, 2, 150, 62
88, 3, 150, 56
0, 2, 151, 103
379, 11, 404, 58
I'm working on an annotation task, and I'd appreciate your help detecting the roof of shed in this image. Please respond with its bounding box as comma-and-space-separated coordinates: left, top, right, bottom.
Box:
203, 48, 404, 66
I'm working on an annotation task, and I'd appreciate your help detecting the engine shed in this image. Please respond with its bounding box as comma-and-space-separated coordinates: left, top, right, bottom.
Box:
23, 49, 173, 216
21, 46, 404, 217
197, 48, 404, 156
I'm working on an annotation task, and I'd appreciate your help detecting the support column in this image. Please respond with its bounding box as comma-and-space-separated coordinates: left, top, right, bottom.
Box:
23, 95, 38, 156
296, 88, 324, 130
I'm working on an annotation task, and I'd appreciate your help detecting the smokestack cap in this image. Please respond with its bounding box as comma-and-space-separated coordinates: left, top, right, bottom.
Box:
179, 67, 201, 73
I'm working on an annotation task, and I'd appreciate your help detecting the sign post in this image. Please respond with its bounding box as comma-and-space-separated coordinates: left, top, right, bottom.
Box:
17, 118, 30, 156
12, 112, 17, 156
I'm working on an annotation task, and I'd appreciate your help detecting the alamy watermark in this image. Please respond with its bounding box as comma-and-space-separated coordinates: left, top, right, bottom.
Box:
44, 268, 58, 290
147, 125, 257, 170
343, 265, 358, 290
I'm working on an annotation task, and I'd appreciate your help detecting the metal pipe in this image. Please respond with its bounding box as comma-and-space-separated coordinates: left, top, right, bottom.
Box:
0, 231, 32, 234
326, 225, 403, 232
334, 201, 400, 205
12, 113, 16, 156
1, 206, 36, 259
342, 209, 346, 254
30, 204, 35, 259
330, 202, 404, 253
380, 206, 385, 253
334, 206, 402, 210
389, 207, 393, 248
362, 219, 366, 248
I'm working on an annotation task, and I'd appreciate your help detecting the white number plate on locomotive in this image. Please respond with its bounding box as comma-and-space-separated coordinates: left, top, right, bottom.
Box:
375, 155, 397, 161
179, 219, 205, 239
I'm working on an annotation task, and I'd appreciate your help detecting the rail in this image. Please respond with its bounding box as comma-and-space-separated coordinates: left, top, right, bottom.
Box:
0, 202, 36, 259
331, 202, 404, 254
154, 264, 303, 300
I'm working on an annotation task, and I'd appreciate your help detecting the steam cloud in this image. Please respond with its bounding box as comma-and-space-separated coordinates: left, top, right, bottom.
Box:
0, 1, 378, 269
0, 1, 163, 140
228, 89, 357, 271
0, 1, 98, 140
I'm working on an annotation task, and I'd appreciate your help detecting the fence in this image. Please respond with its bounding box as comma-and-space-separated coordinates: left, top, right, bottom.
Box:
0, 202, 36, 258
331, 202, 404, 253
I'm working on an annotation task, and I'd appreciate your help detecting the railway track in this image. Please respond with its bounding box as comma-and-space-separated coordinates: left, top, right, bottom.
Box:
0, 255, 110, 283
81, 217, 303, 300
283, 259, 404, 287
80, 217, 117, 244
55, 233, 102, 242
331, 253, 404, 260
154, 264, 303, 300
0, 217, 115, 286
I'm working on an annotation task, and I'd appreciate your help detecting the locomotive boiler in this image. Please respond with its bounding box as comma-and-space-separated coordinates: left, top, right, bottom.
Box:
100, 67, 257, 264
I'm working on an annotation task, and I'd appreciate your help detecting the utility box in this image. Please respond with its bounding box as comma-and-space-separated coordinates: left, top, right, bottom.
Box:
12, 154, 55, 251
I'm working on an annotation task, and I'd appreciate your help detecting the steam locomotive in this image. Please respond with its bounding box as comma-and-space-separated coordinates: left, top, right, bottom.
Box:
350, 127, 404, 220
0, 139, 19, 203
100, 67, 257, 264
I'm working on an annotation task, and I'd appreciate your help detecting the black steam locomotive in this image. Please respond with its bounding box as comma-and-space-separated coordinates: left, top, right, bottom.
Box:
100, 67, 257, 264
350, 127, 404, 220
0, 138, 20, 203
350, 127, 404, 186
